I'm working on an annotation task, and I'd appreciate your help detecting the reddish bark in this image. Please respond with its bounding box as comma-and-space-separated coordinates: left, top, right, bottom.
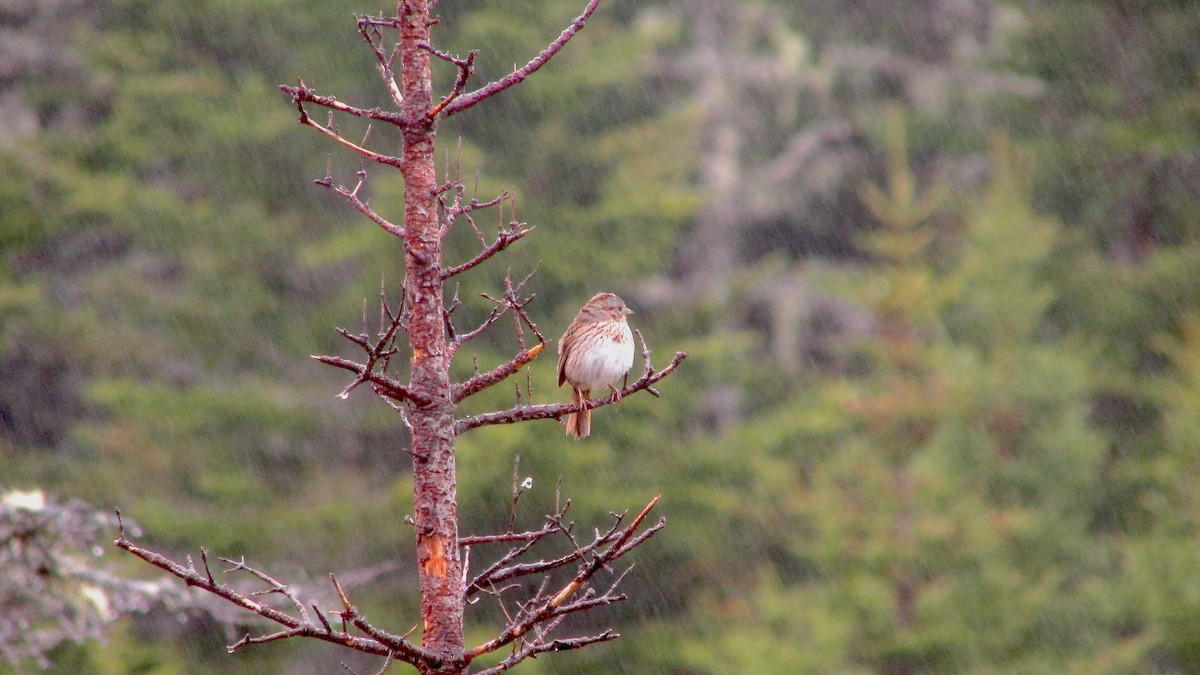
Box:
396, 1, 466, 667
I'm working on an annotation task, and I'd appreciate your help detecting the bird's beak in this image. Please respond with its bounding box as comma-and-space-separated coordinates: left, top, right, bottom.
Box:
624, 307, 634, 315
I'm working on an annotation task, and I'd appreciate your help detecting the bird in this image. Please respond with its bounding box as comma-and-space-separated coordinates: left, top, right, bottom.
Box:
557, 293, 635, 439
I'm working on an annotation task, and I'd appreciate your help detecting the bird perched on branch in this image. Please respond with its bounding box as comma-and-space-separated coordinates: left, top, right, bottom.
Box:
557, 293, 635, 439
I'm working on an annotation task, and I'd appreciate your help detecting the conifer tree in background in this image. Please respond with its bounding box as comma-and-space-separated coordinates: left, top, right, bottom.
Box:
6, 1, 1200, 672
657, 116, 1116, 674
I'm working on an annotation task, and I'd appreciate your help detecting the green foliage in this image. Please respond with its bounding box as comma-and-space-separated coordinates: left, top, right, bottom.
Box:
640, 116, 1141, 673
5, 0, 1200, 673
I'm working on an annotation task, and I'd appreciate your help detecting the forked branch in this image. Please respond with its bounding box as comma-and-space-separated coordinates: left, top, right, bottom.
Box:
449, 268, 549, 402
454, 343, 546, 402
464, 508, 622, 598
314, 171, 405, 239
279, 83, 404, 166
462, 496, 664, 665
313, 354, 433, 407
475, 629, 618, 674
280, 81, 405, 127
312, 295, 435, 407
113, 510, 435, 668
356, 16, 405, 107
443, 0, 605, 117
420, 43, 478, 119
450, 476, 665, 672
442, 222, 533, 280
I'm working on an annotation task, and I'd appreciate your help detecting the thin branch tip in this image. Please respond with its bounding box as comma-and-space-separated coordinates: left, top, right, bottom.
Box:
445, 0, 606, 117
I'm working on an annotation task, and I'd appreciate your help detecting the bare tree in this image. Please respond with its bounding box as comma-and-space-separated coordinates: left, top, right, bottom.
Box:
114, 1, 685, 673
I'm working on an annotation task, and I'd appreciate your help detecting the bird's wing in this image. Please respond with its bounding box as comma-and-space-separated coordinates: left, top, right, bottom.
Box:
556, 339, 569, 388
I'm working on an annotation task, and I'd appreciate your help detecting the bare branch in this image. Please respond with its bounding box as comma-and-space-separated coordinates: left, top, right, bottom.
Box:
228, 627, 310, 652
439, 185, 508, 239
455, 265, 541, 346
452, 304, 504, 345
280, 82, 406, 127
279, 84, 405, 166
459, 499, 582, 624
312, 354, 433, 407
475, 630, 618, 674
465, 508, 621, 599
111, 510, 435, 663
220, 555, 309, 621
328, 574, 432, 665
448, 266, 547, 404
441, 224, 533, 279
549, 496, 660, 607
466, 538, 545, 600
419, 44, 478, 119
444, 0, 605, 117
356, 15, 402, 29
463, 496, 662, 661
312, 292, 421, 405
356, 17, 405, 108
200, 547, 216, 586
314, 173, 405, 238
466, 538, 597, 599
453, 343, 546, 402
456, 332, 687, 434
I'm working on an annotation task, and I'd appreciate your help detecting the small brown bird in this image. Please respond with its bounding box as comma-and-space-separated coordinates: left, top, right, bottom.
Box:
557, 293, 635, 439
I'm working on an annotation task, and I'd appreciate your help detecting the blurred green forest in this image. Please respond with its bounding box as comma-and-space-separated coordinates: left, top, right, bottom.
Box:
3, 0, 1200, 672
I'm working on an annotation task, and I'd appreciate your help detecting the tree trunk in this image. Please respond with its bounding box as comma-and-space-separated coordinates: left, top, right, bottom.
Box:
397, 0, 465, 669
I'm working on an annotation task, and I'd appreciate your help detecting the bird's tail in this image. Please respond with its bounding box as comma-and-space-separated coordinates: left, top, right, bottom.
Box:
565, 388, 591, 439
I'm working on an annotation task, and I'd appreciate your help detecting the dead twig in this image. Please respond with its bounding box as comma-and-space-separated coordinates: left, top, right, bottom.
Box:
474, 629, 618, 674
444, 0, 605, 117
112, 510, 433, 667
356, 16, 405, 107
420, 44, 478, 119
314, 171, 405, 238
279, 83, 405, 164
442, 222, 533, 280
462, 496, 663, 663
